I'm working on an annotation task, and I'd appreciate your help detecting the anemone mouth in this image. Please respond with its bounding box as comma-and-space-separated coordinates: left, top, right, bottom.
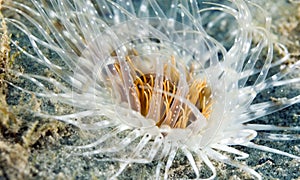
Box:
107, 48, 212, 129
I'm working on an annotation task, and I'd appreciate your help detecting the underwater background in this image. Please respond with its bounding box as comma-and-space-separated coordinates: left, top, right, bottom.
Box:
0, 0, 300, 179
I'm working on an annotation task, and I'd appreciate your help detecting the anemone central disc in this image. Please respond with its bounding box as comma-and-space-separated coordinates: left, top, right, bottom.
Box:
110, 49, 212, 129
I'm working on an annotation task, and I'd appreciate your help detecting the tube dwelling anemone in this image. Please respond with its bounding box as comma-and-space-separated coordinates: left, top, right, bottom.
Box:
2, 0, 300, 179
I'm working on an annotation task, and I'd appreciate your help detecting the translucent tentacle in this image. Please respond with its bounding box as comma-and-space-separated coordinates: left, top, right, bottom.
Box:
182, 146, 200, 178
35, 111, 118, 130
240, 95, 300, 123
243, 142, 300, 160
259, 132, 300, 141
164, 146, 177, 180
211, 143, 249, 160
246, 124, 300, 131
73, 125, 130, 151
196, 149, 217, 180
206, 148, 262, 180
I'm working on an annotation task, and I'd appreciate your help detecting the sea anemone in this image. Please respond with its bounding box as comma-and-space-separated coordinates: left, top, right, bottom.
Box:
2, 0, 300, 179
